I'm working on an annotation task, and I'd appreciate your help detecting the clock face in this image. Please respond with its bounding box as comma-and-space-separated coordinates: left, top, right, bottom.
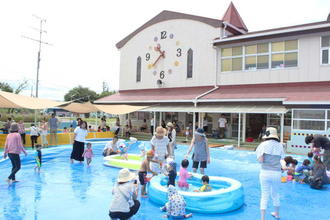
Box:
144, 31, 183, 83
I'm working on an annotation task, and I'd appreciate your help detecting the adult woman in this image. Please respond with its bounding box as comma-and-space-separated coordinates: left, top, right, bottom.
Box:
70, 121, 88, 163
103, 136, 120, 156
109, 168, 140, 220
167, 122, 176, 158
3, 123, 27, 183
18, 120, 26, 145
255, 127, 284, 220
40, 120, 48, 147
186, 128, 210, 174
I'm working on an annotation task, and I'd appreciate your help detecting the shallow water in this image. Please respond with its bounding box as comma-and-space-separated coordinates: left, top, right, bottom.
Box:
0, 142, 330, 220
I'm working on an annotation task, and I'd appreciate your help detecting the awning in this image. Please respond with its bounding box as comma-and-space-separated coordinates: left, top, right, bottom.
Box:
0, 91, 65, 109
95, 105, 149, 115
60, 102, 99, 114
141, 104, 287, 114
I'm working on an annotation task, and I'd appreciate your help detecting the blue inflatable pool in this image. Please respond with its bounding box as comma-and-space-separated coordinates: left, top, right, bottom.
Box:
148, 173, 244, 214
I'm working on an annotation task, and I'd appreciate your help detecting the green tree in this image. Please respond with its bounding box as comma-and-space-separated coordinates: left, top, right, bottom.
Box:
0, 82, 14, 92
97, 90, 116, 99
64, 85, 98, 102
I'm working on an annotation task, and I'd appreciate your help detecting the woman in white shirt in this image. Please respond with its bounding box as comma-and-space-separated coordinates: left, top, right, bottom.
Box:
255, 127, 284, 220
70, 121, 88, 163
166, 122, 176, 158
109, 168, 140, 219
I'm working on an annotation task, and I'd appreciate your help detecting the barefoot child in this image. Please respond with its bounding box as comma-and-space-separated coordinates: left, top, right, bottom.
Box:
82, 143, 93, 166
118, 143, 128, 160
138, 150, 158, 197
166, 160, 177, 186
160, 185, 192, 219
34, 144, 42, 172
178, 159, 191, 190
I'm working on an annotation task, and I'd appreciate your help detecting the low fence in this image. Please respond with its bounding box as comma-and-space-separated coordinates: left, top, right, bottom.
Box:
0, 131, 115, 148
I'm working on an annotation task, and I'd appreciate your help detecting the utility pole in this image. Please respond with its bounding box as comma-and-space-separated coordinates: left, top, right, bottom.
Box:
22, 14, 52, 98
22, 15, 52, 123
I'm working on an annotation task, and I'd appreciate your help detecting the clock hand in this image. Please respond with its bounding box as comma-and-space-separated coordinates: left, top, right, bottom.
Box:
152, 50, 165, 67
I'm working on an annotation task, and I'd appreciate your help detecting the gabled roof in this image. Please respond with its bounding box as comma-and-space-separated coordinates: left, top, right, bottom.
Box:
222, 2, 248, 32
116, 10, 222, 49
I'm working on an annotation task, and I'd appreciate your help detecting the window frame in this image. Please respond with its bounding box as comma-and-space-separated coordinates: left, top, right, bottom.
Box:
187, 48, 193, 78
320, 35, 330, 65
136, 56, 141, 82
220, 39, 299, 73
291, 109, 328, 132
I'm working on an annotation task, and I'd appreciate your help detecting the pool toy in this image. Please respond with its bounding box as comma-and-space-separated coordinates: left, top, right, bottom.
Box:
103, 154, 143, 170
287, 175, 293, 181
281, 176, 287, 183
223, 145, 234, 150
148, 173, 244, 214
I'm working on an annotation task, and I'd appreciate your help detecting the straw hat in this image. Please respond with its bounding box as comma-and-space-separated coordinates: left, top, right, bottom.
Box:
263, 127, 279, 140
10, 123, 19, 132
166, 122, 174, 128
117, 168, 136, 183
155, 126, 166, 137
194, 128, 206, 137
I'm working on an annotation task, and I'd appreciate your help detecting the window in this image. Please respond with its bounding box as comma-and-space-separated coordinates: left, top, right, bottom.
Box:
187, 49, 193, 78
321, 36, 330, 64
292, 109, 326, 131
271, 40, 298, 68
245, 43, 269, 70
220, 40, 298, 72
221, 46, 243, 72
136, 56, 141, 82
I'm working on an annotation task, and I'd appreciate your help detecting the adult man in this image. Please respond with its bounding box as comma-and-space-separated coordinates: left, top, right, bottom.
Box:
48, 113, 59, 146
1, 118, 12, 134
218, 114, 227, 139
150, 117, 154, 136
305, 135, 330, 170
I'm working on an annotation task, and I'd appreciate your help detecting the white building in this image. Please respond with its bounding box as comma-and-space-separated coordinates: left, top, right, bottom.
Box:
96, 3, 330, 154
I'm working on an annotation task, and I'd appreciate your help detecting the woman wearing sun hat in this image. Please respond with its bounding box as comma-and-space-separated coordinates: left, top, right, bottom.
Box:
150, 126, 170, 174
186, 128, 210, 174
3, 123, 27, 183
109, 168, 140, 219
255, 127, 285, 220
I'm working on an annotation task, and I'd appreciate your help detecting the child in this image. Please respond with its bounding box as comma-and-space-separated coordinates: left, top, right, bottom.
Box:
118, 142, 128, 160
287, 159, 298, 176
139, 150, 158, 197
30, 124, 39, 149
34, 144, 42, 172
178, 159, 191, 190
295, 159, 312, 183
125, 124, 131, 138
160, 185, 192, 219
166, 160, 177, 186
307, 152, 314, 165
63, 127, 68, 133
194, 175, 212, 192
82, 143, 93, 166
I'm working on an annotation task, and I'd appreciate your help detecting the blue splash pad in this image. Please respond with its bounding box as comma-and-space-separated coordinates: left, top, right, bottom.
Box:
0, 142, 330, 220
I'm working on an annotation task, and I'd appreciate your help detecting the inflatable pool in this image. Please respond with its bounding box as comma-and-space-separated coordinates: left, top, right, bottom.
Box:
148, 173, 244, 214
103, 154, 143, 170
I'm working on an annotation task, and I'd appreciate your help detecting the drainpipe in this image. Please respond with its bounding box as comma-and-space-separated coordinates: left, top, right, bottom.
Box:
193, 86, 219, 107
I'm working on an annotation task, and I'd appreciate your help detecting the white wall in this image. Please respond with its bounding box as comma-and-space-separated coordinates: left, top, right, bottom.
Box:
218, 35, 330, 85
119, 19, 220, 90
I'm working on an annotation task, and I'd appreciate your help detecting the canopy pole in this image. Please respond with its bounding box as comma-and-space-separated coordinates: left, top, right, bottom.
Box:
242, 113, 246, 143
238, 113, 241, 148
153, 111, 156, 134
94, 112, 97, 138
159, 112, 162, 127
193, 112, 196, 134
280, 113, 284, 143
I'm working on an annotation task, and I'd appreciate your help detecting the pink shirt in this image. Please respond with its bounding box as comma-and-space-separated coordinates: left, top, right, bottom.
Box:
4, 133, 26, 155
18, 123, 25, 134
83, 148, 93, 158
178, 167, 189, 184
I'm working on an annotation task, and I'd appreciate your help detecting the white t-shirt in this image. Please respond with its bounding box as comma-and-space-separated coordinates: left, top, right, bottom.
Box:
74, 127, 88, 142
150, 136, 169, 159
109, 182, 135, 213
203, 119, 208, 127
150, 119, 154, 126
218, 117, 227, 128
104, 141, 119, 152
30, 126, 39, 136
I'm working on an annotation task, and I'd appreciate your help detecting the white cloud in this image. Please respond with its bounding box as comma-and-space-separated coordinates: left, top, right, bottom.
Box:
0, 0, 329, 101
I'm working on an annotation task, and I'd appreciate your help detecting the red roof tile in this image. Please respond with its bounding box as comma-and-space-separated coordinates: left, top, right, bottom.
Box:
96, 86, 215, 103
202, 81, 330, 103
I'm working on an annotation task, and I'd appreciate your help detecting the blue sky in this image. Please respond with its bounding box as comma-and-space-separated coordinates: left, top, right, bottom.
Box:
0, 0, 329, 101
